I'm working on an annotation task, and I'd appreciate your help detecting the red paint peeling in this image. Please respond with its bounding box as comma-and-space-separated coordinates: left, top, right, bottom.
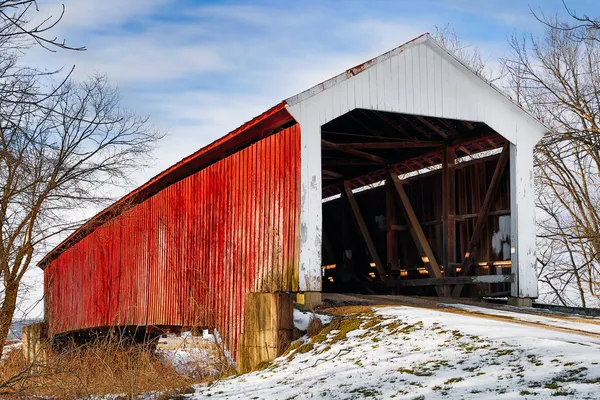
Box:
44, 124, 301, 360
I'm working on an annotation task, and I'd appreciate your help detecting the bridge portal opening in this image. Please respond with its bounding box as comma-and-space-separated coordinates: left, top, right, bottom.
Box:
319, 109, 512, 297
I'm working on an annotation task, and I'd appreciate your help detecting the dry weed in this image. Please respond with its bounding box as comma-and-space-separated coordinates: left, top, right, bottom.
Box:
0, 333, 231, 399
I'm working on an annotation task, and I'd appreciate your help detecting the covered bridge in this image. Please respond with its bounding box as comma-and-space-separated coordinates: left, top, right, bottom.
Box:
39, 34, 549, 370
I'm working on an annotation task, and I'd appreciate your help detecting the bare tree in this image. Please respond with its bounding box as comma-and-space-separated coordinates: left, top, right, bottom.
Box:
0, 74, 162, 356
0, 2, 162, 356
504, 11, 600, 307
432, 24, 501, 83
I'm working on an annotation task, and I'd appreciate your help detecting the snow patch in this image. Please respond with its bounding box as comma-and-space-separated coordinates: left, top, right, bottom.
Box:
194, 305, 600, 399
293, 309, 332, 331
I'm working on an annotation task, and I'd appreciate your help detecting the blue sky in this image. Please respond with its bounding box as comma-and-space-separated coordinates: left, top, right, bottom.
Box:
17, 0, 600, 318
29, 0, 599, 183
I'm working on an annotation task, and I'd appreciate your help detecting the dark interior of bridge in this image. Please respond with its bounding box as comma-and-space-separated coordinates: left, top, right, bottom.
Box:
319, 109, 513, 297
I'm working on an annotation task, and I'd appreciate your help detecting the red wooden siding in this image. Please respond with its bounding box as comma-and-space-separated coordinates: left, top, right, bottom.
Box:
44, 124, 301, 359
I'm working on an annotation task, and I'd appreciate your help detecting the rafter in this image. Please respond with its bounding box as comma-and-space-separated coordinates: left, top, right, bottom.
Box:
413, 115, 448, 138
323, 169, 343, 179
334, 141, 443, 150
322, 139, 388, 164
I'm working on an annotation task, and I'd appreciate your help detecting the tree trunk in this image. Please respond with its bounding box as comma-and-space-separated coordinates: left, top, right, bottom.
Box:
0, 282, 20, 359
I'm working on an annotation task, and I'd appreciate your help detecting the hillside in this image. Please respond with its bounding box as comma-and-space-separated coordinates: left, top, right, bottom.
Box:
193, 304, 600, 400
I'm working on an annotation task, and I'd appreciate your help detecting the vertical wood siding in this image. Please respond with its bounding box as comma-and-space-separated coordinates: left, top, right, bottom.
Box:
44, 125, 301, 359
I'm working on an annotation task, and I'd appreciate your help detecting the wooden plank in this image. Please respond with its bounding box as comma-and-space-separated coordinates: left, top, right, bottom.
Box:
452, 209, 510, 221
442, 146, 456, 277
453, 142, 510, 296
381, 274, 514, 287
343, 183, 387, 281
323, 169, 343, 179
388, 172, 447, 296
322, 139, 387, 164
413, 115, 448, 138
335, 141, 444, 150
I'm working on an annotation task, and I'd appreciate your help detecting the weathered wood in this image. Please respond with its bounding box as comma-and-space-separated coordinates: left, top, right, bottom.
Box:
452, 209, 510, 221
323, 169, 343, 179
322, 139, 387, 164
381, 274, 514, 287
442, 145, 456, 277
388, 172, 447, 296
453, 142, 510, 296
335, 141, 444, 150
414, 115, 448, 138
238, 293, 293, 373
343, 183, 387, 281
388, 172, 442, 278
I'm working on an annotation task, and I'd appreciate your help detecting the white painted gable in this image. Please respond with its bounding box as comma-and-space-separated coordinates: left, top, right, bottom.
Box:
286, 33, 550, 145
286, 34, 545, 298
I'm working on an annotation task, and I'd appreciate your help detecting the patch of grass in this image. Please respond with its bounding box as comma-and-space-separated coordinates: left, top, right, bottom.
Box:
552, 389, 576, 397
544, 382, 560, 390
255, 361, 272, 371
397, 368, 433, 377
282, 339, 306, 357
398, 321, 424, 334
349, 387, 381, 397
312, 319, 343, 344
361, 317, 385, 330
444, 377, 463, 385
330, 317, 362, 343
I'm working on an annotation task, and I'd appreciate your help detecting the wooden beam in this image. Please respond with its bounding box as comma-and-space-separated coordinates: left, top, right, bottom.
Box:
414, 116, 448, 138
323, 169, 343, 179
381, 274, 514, 288
322, 160, 381, 166
453, 142, 510, 296
442, 145, 456, 277
343, 183, 387, 281
452, 209, 510, 221
322, 139, 387, 164
334, 141, 444, 150
388, 172, 446, 296
397, 115, 433, 139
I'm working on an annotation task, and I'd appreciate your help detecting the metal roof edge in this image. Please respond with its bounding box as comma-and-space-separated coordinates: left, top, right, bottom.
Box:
38, 101, 293, 268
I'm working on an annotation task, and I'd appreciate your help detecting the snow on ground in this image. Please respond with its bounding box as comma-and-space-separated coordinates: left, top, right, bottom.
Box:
443, 303, 600, 335
293, 309, 333, 331
157, 331, 234, 379
193, 305, 600, 400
